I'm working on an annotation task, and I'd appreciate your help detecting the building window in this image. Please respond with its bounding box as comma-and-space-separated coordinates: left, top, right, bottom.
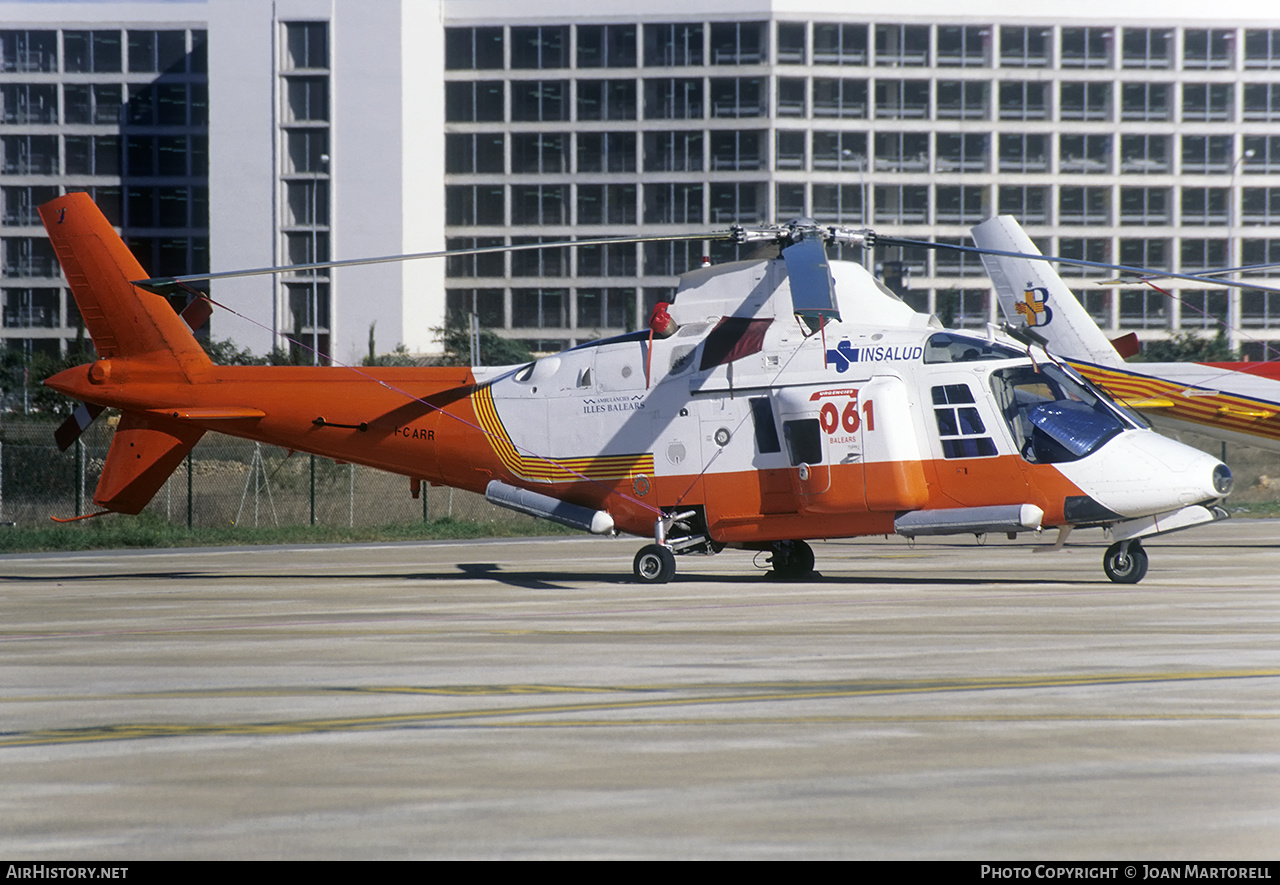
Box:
576, 184, 636, 225
813, 78, 867, 118
577, 244, 636, 276
1122, 28, 1171, 69
285, 129, 328, 174
813, 22, 867, 65
776, 77, 805, 116
577, 288, 634, 328
710, 78, 765, 118
1244, 84, 1280, 122
937, 81, 988, 119
875, 79, 929, 119
1179, 135, 1231, 174
710, 131, 763, 171
446, 288, 504, 327
510, 133, 567, 174
1244, 30, 1280, 69
777, 22, 806, 65
709, 182, 765, 224
285, 21, 328, 69
1058, 238, 1111, 276
998, 134, 1048, 173
812, 184, 863, 224
1243, 136, 1280, 173
1183, 83, 1233, 122
446, 133, 504, 174
1119, 187, 1170, 224
1242, 188, 1280, 226
643, 78, 702, 119
937, 133, 988, 173
1059, 134, 1111, 174
936, 292, 993, 332
812, 131, 866, 171
999, 81, 1048, 120
773, 129, 803, 171
1241, 290, 1280, 327
1243, 240, 1280, 274
998, 186, 1050, 225
1061, 27, 1112, 68
935, 186, 986, 224
1060, 81, 1111, 121
644, 23, 702, 67
577, 24, 636, 69
642, 131, 701, 173
1120, 134, 1170, 173
285, 77, 328, 122
446, 185, 504, 226
937, 26, 989, 67
1, 30, 57, 73
1184, 29, 1233, 69
127, 30, 186, 74
512, 289, 568, 328
875, 24, 928, 66
445, 81, 503, 122
874, 185, 929, 224
1121, 82, 1170, 121
777, 183, 806, 219
511, 80, 568, 122
445, 27, 502, 70
445, 238, 505, 278
1179, 290, 1229, 330
63, 83, 123, 125
1180, 239, 1227, 273
510, 236, 565, 276
1, 288, 59, 328
1, 237, 59, 277
1, 186, 58, 226
874, 131, 929, 172
710, 22, 766, 65
1119, 239, 1169, 270
934, 238, 988, 276
1059, 187, 1110, 225
576, 132, 635, 173
62, 30, 121, 73
643, 240, 701, 276
1119, 288, 1168, 329
511, 185, 568, 226
1000, 26, 1049, 68
510, 26, 568, 69
644, 183, 703, 224
577, 79, 636, 121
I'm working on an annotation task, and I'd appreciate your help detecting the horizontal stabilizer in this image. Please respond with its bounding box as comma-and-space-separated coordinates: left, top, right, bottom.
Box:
95, 412, 205, 515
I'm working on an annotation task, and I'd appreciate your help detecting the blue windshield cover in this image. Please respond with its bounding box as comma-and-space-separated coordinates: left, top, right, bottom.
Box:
1027, 400, 1124, 458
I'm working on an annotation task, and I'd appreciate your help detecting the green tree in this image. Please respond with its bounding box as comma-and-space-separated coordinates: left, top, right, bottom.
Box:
1133, 329, 1236, 362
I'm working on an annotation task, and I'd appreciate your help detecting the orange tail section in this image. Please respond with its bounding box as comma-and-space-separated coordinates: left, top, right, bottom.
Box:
38, 192, 211, 378
94, 412, 205, 514
40, 193, 213, 515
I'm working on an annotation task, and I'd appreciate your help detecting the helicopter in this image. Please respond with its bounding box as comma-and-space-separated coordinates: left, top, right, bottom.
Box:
39, 192, 1232, 584
974, 215, 1280, 456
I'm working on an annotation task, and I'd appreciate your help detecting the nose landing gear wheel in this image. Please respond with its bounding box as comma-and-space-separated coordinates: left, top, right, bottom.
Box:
634, 544, 677, 583
1103, 540, 1148, 584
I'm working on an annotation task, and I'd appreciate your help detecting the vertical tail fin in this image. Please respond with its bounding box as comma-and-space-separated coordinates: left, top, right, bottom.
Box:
971, 215, 1124, 369
39, 192, 210, 378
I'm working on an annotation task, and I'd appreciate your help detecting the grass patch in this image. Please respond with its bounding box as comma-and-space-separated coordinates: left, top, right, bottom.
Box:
0, 511, 575, 554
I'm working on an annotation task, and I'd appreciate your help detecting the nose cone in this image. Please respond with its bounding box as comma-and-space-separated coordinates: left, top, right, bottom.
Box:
1057, 429, 1230, 518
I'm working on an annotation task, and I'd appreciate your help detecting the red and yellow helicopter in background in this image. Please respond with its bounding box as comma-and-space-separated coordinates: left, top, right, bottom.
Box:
39, 192, 1233, 583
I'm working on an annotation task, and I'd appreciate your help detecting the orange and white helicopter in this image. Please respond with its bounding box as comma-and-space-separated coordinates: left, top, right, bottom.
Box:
40, 192, 1232, 584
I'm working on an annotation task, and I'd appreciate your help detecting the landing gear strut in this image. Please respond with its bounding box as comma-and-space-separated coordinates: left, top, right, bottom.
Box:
769, 539, 815, 580
1103, 539, 1148, 584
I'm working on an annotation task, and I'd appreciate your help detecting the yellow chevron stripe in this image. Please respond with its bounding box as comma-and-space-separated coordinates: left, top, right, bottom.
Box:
1073, 361, 1280, 442
473, 386, 654, 483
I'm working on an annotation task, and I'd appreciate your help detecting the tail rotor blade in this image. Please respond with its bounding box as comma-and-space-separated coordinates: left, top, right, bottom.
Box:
54, 401, 104, 452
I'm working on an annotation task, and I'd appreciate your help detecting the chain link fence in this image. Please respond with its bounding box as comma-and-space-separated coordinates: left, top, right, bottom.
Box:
0, 418, 525, 530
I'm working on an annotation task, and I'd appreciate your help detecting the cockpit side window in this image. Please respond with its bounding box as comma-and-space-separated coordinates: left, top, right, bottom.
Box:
924, 332, 1022, 364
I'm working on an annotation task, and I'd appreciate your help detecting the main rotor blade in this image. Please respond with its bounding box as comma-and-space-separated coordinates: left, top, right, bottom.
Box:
132, 232, 731, 294
874, 235, 1280, 296
782, 236, 840, 322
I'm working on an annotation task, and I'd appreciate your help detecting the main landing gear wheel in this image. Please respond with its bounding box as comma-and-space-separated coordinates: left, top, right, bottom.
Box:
634, 544, 676, 584
769, 539, 815, 580
1103, 540, 1148, 584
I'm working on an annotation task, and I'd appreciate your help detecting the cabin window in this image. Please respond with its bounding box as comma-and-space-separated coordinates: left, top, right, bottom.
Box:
783, 419, 822, 466
750, 398, 782, 453
932, 384, 997, 459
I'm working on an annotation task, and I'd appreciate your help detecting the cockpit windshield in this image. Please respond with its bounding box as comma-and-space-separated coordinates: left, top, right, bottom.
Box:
989, 364, 1127, 463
